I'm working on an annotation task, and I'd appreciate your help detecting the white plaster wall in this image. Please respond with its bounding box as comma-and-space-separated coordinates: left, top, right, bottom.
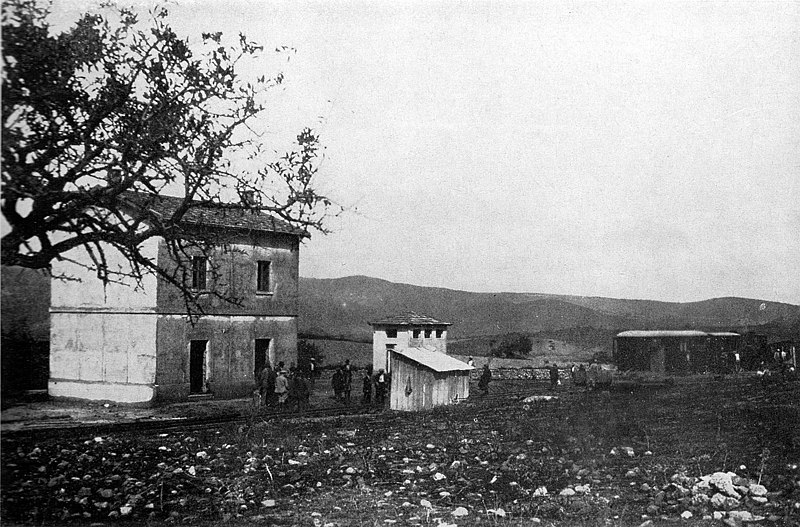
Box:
51, 237, 159, 311
50, 312, 157, 403
372, 328, 411, 371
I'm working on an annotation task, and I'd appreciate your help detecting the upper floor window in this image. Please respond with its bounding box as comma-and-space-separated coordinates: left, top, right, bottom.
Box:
191, 256, 207, 290
257, 261, 272, 293
386, 329, 397, 339
436, 329, 444, 338
424, 329, 432, 338
412, 329, 421, 338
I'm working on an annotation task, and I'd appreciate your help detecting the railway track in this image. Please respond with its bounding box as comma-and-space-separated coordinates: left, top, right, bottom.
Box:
4, 376, 796, 441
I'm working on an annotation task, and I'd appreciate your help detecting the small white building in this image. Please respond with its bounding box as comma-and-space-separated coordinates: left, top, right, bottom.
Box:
369, 311, 450, 373
370, 311, 472, 412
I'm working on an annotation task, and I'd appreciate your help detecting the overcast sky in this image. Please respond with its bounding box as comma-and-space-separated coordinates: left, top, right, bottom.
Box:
50, 1, 800, 304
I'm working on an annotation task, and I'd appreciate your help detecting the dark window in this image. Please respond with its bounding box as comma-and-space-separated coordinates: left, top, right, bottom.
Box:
386, 329, 397, 339
412, 329, 421, 338
257, 261, 271, 292
436, 329, 444, 338
192, 257, 207, 290
424, 329, 432, 338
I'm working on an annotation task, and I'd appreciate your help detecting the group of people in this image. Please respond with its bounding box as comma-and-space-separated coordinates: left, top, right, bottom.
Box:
256, 362, 312, 412
256, 359, 395, 412
331, 360, 391, 406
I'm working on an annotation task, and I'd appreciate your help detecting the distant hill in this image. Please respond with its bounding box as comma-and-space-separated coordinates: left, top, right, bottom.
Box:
299, 276, 800, 345
3, 267, 798, 352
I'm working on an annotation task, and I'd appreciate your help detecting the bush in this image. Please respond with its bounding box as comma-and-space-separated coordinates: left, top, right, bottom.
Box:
491, 333, 532, 358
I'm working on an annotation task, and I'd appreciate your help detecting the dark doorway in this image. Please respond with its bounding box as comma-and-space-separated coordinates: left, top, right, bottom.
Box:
189, 340, 208, 394
255, 339, 271, 378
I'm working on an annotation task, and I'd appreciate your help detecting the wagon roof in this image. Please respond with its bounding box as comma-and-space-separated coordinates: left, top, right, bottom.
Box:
370, 311, 451, 326
616, 330, 709, 338
393, 346, 473, 372
708, 332, 741, 337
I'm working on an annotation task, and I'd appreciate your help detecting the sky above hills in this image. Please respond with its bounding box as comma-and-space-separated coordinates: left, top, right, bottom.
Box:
46, 1, 800, 304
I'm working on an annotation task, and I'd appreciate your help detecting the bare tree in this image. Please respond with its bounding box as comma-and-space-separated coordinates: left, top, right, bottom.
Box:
2, 0, 334, 314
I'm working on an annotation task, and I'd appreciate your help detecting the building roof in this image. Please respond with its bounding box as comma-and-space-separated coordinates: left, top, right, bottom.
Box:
370, 311, 451, 326
120, 192, 307, 237
393, 346, 473, 372
616, 330, 709, 338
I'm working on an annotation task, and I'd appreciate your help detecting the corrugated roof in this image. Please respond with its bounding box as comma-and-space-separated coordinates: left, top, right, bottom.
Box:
708, 332, 741, 337
370, 311, 451, 326
393, 346, 473, 372
616, 330, 709, 338
120, 192, 307, 237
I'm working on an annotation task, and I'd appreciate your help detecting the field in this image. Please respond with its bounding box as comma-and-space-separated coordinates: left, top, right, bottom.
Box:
2, 375, 799, 526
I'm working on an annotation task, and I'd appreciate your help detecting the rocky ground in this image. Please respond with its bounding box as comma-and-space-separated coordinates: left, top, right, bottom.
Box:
2, 376, 799, 526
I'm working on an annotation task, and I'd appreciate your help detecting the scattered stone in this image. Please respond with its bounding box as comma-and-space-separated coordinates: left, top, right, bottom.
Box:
533, 486, 548, 497
714, 511, 725, 520
639, 521, 654, 527
654, 491, 665, 505
420, 499, 432, 508
261, 499, 276, 508
710, 472, 741, 498
681, 510, 693, 519
559, 488, 576, 497
749, 484, 768, 497
451, 506, 468, 517
646, 505, 659, 515
119, 506, 132, 516
575, 484, 590, 494
433, 472, 446, 481
487, 508, 506, 517
751, 497, 768, 504
640, 483, 651, 492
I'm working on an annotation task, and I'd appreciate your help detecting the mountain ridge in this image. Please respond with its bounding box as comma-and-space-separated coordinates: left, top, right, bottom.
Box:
299, 275, 800, 342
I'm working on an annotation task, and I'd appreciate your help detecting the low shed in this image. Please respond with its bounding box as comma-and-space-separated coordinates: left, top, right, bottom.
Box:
389, 346, 473, 412
614, 330, 710, 374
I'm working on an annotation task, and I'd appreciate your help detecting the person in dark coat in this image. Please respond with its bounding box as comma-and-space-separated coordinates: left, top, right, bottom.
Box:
262, 365, 277, 407
294, 373, 310, 412
332, 367, 345, 402
478, 364, 492, 395
362, 367, 373, 404
549, 363, 560, 389
575, 364, 588, 386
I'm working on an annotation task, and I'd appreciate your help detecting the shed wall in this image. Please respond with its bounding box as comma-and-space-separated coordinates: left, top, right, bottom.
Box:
389, 354, 469, 412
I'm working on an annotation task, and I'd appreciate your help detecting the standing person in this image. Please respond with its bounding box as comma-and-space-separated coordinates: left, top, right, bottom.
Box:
570, 364, 577, 383
343, 360, 353, 404
549, 363, 560, 389
257, 363, 272, 407
308, 357, 317, 389
576, 364, 588, 386
274, 369, 289, 408
375, 368, 388, 406
467, 357, 475, 368
332, 367, 344, 402
362, 367, 373, 404
263, 364, 277, 407
294, 373, 310, 413
478, 364, 492, 395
